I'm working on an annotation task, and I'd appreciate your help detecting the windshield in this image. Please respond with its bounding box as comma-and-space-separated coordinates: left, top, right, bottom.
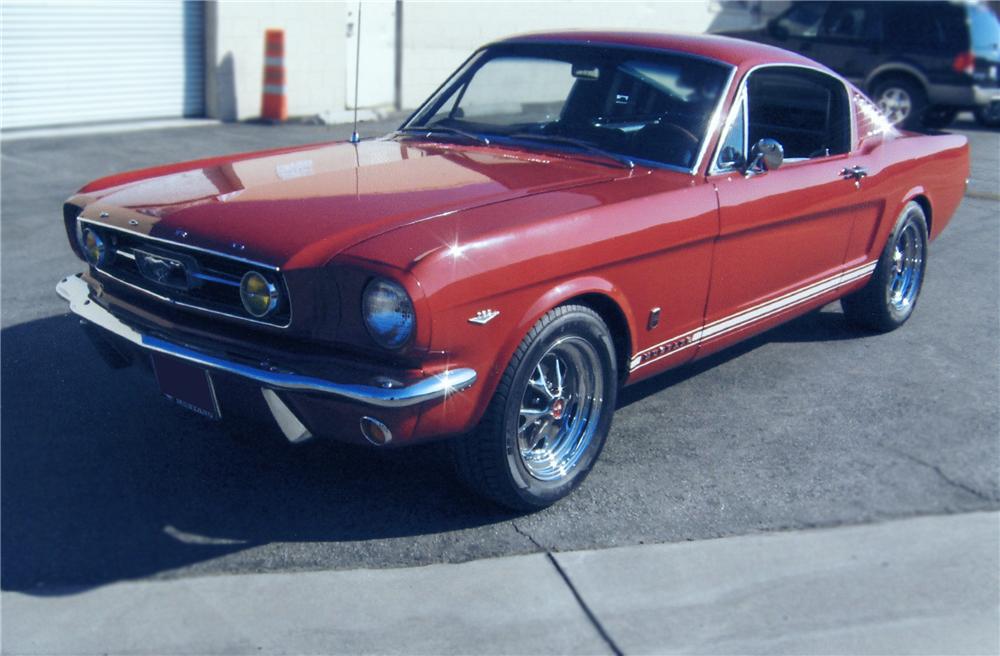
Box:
402, 43, 732, 171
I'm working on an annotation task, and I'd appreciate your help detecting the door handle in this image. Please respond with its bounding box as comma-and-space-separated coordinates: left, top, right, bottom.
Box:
841, 165, 869, 181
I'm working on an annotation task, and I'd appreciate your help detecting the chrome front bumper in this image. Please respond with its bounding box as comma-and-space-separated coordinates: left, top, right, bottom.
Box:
56, 274, 477, 411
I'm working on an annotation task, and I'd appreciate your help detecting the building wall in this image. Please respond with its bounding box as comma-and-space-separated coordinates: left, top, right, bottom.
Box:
203, 0, 773, 122
206, 1, 348, 121
399, 1, 720, 109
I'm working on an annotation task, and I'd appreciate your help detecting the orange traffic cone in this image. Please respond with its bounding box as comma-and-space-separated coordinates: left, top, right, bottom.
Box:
261, 29, 287, 122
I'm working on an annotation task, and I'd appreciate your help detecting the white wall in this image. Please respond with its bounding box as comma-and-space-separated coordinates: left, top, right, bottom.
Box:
206, 0, 347, 121
399, 1, 719, 109
204, 0, 775, 121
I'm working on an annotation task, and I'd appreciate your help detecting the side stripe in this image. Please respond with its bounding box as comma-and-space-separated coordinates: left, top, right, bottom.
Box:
629, 261, 877, 371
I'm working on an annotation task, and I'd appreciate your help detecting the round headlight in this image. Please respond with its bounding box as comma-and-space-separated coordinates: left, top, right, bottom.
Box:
362, 278, 415, 349
80, 227, 111, 267
240, 271, 279, 318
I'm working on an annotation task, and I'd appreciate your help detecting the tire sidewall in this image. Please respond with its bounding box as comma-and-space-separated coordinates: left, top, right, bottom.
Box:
875, 202, 929, 326
500, 310, 618, 508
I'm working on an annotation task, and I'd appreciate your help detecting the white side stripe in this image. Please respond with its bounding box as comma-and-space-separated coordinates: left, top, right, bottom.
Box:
629, 261, 877, 371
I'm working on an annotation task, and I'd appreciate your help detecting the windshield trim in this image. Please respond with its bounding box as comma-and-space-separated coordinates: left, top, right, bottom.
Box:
400, 41, 738, 176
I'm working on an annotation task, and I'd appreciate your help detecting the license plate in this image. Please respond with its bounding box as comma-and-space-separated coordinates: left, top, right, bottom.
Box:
151, 352, 221, 420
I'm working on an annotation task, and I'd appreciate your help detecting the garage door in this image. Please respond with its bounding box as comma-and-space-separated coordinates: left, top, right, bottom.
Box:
1, 1, 204, 130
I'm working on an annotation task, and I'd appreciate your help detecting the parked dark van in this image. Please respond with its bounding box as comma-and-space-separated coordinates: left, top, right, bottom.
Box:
721, 1, 1000, 129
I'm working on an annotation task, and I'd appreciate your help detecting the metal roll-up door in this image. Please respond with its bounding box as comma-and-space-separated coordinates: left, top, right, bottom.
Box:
1, 1, 204, 130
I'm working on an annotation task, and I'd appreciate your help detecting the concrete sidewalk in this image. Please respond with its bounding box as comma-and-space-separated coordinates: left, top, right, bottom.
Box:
3, 511, 997, 655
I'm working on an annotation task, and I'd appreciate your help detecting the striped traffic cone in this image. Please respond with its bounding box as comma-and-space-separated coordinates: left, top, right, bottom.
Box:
261, 29, 287, 122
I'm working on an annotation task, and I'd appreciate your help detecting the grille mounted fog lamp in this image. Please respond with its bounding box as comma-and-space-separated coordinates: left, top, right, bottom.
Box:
240, 271, 279, 318
81, 227, 111, 267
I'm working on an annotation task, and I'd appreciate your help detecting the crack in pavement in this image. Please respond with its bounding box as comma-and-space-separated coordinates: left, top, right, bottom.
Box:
512, 521, 623, 656
884, 446, 996, 503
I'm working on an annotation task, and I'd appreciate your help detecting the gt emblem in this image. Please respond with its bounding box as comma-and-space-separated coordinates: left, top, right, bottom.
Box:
469, 309, 500, 325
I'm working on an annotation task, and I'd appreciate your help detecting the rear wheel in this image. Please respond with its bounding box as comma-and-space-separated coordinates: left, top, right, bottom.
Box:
873, 77, 926, 130
842, 201, 928, 332
451, 305, 617, 511
974, 103, 1000, 128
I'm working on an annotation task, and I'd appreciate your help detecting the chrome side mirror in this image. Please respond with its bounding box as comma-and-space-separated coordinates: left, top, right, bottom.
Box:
743, 138, 784, 177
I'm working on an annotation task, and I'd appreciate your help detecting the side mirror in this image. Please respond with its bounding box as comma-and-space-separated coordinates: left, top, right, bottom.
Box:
743, 138, 784, 177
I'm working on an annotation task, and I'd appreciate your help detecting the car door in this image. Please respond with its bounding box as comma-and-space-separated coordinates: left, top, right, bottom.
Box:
699, 65, 884, 356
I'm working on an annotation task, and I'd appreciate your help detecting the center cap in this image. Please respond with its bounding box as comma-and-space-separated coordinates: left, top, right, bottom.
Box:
551, 398, 566, 421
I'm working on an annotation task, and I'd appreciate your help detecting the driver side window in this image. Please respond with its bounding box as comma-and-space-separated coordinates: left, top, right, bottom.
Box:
745, 67, 851, 161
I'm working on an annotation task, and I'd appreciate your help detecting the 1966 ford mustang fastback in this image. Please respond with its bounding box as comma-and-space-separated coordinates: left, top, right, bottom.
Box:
57, 32, 969, 510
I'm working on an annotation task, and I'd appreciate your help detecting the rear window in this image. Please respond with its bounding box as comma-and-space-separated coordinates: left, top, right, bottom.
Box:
969, 4, 1000, 52
882, 3, 956, 49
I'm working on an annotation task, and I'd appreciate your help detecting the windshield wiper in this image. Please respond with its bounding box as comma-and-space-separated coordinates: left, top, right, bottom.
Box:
506, 133, 635, 169
396, 125, 491, 146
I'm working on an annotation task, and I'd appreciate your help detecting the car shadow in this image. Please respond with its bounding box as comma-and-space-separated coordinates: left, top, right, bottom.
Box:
619, 305, 866, 408
1, 314, 514, 595
2, 304, 866, 595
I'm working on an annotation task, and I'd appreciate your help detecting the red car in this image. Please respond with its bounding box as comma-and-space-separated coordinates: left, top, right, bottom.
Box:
57, 32, 969, 510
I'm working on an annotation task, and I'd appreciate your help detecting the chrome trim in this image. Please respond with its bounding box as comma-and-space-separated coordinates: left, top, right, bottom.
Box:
708, 84, 748, 176
261, 389, 313, 443
706, 63, 858, 177
81, 218, 293, 329
57, 274, 478, 409
77, 218, 281, 272
690, 65, 738, 176
91, 263, 294, 330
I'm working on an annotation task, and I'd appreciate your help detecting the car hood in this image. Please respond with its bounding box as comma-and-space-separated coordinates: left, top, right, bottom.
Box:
75, 138, 619, 269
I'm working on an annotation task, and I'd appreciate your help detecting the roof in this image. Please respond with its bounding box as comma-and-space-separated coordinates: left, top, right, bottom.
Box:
495, 30, 821, 71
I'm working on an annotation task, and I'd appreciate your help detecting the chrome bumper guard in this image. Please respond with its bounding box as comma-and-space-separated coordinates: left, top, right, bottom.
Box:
56, 274, 477, 410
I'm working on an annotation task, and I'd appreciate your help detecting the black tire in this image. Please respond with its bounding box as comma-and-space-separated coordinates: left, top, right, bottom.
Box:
872, 77, 927, 130
922, 106, 958, 130
451, 304, 618, 511
842, 201, 928, 332
973, 104, 1000, 128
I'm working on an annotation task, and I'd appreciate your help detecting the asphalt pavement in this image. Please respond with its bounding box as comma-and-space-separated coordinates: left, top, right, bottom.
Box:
1, 116, 998, 652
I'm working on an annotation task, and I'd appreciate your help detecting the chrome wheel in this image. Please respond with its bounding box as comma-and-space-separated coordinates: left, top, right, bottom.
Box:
887, 219, 923, 313
877, 87, 912, 126
517, 336, 604, 482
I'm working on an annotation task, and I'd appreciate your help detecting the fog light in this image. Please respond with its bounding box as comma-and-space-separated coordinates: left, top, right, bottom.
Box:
360, 416, 392, 446
240, 271, 279, 318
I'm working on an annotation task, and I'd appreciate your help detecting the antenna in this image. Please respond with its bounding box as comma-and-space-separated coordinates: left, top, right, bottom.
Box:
350, 2, 363, 144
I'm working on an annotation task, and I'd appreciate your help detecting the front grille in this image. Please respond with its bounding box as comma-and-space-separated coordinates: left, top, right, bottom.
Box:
80, 220, 291, 328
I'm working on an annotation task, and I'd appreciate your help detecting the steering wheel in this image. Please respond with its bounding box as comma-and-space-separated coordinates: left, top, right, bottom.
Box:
632, 121, 700, 166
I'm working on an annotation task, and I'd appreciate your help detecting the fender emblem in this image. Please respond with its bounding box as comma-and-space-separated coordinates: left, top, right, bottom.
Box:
469, 309, 500, 325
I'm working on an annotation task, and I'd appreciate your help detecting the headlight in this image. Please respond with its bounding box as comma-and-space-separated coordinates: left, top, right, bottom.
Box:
80, 227, 112, 267
240, 271, 279, 318
362, 277, 415, 349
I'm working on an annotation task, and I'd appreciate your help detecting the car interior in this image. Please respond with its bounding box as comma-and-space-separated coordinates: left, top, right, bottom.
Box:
746, 67, 851, 160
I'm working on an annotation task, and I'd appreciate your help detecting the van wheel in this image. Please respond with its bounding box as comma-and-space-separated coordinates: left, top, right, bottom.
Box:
451, 305, 617, 511
873, 78, 926, 130
974, 104, 1000, 128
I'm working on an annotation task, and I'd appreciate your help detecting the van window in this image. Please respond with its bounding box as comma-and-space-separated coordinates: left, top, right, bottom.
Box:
774, 2, 828, 38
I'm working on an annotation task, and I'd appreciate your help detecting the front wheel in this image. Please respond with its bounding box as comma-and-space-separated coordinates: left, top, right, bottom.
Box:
451, 305, 617, 511
842, 201, 928, 332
